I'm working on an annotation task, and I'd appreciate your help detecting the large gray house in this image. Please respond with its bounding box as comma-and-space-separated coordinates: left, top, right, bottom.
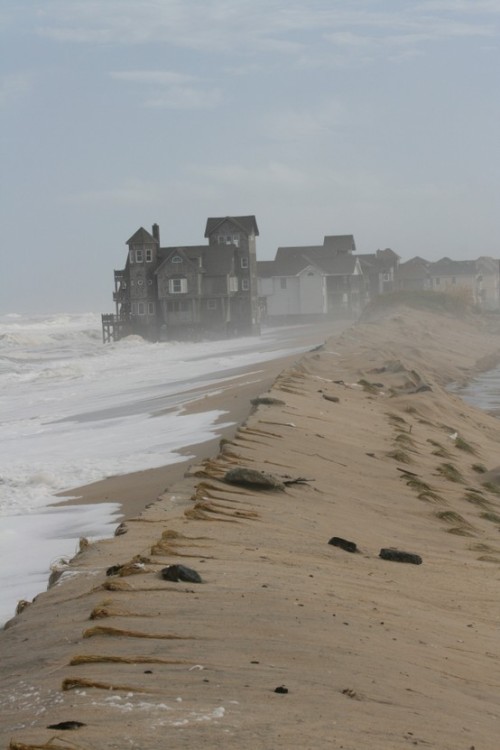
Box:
102, 216, 260, 342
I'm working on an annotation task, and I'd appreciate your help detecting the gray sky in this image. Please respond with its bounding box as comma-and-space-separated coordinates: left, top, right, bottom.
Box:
2, 1, 500, 314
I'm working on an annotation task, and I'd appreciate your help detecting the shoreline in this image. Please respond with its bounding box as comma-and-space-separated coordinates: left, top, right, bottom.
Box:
54, 322, 346, 521
4, 307, 500, 749
51, 354, 316, 520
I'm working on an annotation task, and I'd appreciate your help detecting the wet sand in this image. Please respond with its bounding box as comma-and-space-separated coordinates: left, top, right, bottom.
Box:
3, 308, 500, 749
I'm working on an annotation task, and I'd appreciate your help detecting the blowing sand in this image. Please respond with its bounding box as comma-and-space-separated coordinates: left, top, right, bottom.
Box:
2, 307, 500, 749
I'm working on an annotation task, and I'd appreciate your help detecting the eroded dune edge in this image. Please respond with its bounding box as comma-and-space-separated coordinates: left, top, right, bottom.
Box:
2, 306, 500, 750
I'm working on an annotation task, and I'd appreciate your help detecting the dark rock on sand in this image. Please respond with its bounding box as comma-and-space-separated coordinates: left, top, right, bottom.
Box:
106, 564, 123, 576
251, 396, 286, 406
224, 467, 286, 491
47, 721, 86, 730
379, 548, 422, 565
274, 685, 289, 694
161, 564, 203, 583
322, 394, 340, 403
328, 536, 358, 553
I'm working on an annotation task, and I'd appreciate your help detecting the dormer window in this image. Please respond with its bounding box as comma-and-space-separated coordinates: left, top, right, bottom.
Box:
136, 248, 143, 263
145, 248, 153, 262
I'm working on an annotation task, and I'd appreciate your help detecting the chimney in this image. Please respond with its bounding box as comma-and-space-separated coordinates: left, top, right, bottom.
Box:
152, 223, 160, 245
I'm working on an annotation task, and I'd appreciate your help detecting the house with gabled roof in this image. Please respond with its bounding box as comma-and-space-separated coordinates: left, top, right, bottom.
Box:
257, 234, 364, 322
395, 255, 500, 309
102, 216, 260, 341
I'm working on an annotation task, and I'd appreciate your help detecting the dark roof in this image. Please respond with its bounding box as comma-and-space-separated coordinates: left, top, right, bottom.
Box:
269, 246, 359, 277
430, 258, 478, 276
397, 257, 430, 279
205, 216, 259, 238
318, 253, 359, 275
357, 249, 399, 272
323, 235, 356, 253
126, 227, 157, 245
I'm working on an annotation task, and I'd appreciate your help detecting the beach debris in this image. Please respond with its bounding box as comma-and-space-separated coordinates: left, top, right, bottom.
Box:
114, 522, 128, 536
322, 394, 340, 403
224, 467, 286, 491
106, 564, 123, 576
9, 741, 79, 750
102, 579, 133, 591
160, 564, 203, 584
250, 396, 286, 406
15, 599, 31, 615
83, 625, 195, 640
379, 548, 423, 565
274, 685, 289, 694
46, 721, 86, 730
62, 677, 149, 693
282, 476, 314, 486
106, 556, 151, 577
70, 654, 190, 666
341, 688, 360, 700
328, 536, 359, 553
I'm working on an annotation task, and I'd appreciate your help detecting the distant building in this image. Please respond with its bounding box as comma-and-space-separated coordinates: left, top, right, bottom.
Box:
356, 248, 400, 300
396, 255, 500, 310
102, 216, 260, 342
257, 234, 365, 322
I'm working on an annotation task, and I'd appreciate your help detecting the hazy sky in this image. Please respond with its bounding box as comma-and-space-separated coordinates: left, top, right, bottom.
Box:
2, 1, 500, 314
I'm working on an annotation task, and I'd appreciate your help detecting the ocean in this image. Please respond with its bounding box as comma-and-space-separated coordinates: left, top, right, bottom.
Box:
0, 312, 320, 625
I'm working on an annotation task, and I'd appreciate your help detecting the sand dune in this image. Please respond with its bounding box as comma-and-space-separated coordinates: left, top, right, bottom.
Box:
2, 306, 500, 749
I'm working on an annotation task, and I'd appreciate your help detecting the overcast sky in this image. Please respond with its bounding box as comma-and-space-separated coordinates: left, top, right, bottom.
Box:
2, 1, 500, 314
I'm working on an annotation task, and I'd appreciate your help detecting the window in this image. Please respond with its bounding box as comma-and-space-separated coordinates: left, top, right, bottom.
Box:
137, 302, 145, 315
280, 278, 287, 289
145, 248, 153, 262
242, 279, 250, 291
229, 276, 238, 292
233, 234, 240, 247
169, 278, 187, 294
167, 300, 189, 312
136, 248, 143, 263
129, 250, 134, 264
172, 255, 183, 263
148, 302, 155, 314
218, 235, 225, 244
241, 257, 249, 269
207, 299, 217, 310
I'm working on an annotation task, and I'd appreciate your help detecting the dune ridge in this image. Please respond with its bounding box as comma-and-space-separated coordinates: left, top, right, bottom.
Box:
2, 307, 500, 749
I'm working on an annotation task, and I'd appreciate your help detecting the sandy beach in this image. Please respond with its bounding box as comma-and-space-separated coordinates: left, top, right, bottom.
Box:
2, 304, 500, 749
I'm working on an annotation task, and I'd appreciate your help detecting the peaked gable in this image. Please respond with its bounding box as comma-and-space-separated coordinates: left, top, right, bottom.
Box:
205, 215, 259, 238
126, 227, 157, 246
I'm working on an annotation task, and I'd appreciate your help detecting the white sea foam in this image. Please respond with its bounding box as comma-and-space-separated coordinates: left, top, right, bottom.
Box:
0, 312, 316, 624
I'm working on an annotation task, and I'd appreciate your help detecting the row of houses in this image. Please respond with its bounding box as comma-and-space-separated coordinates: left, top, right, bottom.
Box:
102, 215, 500, 341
